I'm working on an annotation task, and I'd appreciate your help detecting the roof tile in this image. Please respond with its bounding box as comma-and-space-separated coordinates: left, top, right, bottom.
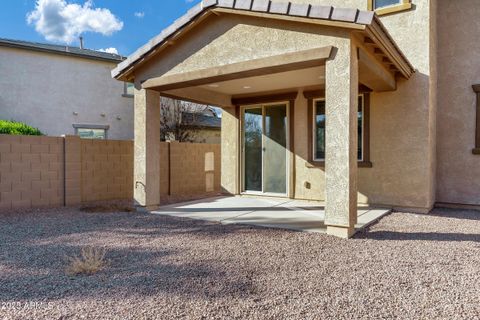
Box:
331, 7, 359, 23
235, 0, 253, 10
269, 1, 289, 14
309, 5, 332, 19
289, 3, 310, 17
251, 0, 270, 12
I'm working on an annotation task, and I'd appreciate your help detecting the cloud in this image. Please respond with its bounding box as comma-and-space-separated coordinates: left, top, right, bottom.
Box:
134, 11, 144, 18
27, 0, 123, 44
98, 47, 118, 54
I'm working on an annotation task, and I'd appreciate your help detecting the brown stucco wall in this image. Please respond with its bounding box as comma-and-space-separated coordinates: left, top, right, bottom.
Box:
130, 3, 437, 211
133, 14, 350, 85
436, 0, 480, 205
369, 0, 437, 211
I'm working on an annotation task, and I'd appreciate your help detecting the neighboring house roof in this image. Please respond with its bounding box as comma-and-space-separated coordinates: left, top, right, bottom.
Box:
112, 0, 414, 81
0, 38, 125, 63
181, 112, 221, 130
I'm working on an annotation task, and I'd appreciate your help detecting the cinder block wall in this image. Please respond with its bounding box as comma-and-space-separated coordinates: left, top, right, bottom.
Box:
168, 142, 221, 196
0, 135, 64, 210
0, 135, 221, 210
81, 139, 134, 202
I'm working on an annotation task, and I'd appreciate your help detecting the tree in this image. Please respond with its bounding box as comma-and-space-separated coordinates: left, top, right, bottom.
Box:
160, 97, 212, 143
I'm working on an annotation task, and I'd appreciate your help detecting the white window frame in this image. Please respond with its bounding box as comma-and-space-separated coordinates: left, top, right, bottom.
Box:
73, 124, 109, 140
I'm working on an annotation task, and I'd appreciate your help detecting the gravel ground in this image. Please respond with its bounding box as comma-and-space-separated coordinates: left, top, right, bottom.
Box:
0, 206, 479, 319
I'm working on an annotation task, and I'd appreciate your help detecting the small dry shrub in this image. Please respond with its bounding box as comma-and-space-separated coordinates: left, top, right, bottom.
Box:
66, 247, 108, 276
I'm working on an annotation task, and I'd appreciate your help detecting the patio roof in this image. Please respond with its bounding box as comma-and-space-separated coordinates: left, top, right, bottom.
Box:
112, 0, 414, 82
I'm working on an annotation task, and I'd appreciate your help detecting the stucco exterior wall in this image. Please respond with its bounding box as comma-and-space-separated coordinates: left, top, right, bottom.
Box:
190, 128, 221, 144
132, 3, 437, 211
359, 0, 436, 210
0, 47, 134, 140
134, 14, 349, 83
221, 107, 239, 194
436, 0, 480, 205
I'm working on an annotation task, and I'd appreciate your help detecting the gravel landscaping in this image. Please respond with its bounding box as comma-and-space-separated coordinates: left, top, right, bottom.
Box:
0, 205, 479, 319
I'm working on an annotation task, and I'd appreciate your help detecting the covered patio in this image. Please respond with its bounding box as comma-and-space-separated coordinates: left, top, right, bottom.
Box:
112, 0, 414, 238
154, 196, 391, 233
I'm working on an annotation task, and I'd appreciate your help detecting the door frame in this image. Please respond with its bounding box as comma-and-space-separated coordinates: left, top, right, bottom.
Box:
240, 101, 290, 197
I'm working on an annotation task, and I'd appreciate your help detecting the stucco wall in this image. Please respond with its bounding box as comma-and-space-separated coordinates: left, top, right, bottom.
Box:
436, 0, 480, 205
360, 0, 436, 210
134, 14, 350, 83
0, 47, 134, 140
191, 128, 221, 144
132, 3, 437, 211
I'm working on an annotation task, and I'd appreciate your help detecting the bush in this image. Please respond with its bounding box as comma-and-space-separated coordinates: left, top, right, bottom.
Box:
66, 247, 108, 276
0, 120, 43, 136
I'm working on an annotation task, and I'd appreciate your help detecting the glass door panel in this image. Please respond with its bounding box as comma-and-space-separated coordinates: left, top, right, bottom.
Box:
263, 105, 287, 194
243, 108, 263, 192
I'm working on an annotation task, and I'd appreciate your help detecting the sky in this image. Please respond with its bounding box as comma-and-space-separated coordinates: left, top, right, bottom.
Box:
0, 0, 199, 56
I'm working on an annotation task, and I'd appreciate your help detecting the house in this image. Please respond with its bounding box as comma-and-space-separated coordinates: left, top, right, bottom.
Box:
0, 38, 134, 140
111, 0, 480, 238
160, 97, 221, 143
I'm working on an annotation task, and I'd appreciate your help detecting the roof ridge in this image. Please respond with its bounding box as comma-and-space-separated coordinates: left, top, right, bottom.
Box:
112, 0, 375, 79
0, 37, 125, 62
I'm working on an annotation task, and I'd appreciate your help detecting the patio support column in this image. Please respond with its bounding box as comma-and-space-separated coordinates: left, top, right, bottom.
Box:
221, 106, 240, 194
133, 88, 161, 211
324, 39, 359, 238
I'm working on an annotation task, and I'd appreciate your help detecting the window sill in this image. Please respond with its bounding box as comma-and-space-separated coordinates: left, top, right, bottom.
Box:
122, 94, 134, 98
473, 148, 480, 155
305, 161, 373, 168
373, 2, 412, 16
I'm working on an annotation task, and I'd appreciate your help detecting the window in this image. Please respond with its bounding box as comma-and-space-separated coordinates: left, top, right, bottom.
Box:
306, 90, 372, 167
367, 0, 412, 15
472, 85, 480, 155
373, 0, 401, 9
73, 124, 109, 139
123, 82, 134, 97
313, 97, 364, 161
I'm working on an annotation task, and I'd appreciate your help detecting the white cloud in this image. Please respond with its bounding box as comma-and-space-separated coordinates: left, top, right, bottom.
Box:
98, 47, 118, 54
134, 11, 144, 18
27, 0, 123, 44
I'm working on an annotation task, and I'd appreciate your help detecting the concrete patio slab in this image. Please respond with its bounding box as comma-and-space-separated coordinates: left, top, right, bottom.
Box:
153, 196, 391, 234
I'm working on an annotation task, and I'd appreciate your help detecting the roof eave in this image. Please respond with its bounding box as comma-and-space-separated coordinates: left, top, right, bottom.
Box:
112, 0, 414, 82
0, 41, 124, 64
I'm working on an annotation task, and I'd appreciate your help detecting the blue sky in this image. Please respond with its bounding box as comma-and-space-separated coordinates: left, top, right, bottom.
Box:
0, 0, 198, 56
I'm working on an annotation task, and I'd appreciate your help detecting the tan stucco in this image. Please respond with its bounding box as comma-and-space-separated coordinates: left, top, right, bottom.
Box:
0, 47, 134, 140
134, 14, 352, 84
324, 36, 358, 236
124, 0, 454, 212
365, 0, 437, 211
189, 128, 221, 144
134, 88, 160, 210
220, 106, 239, 195
436, 0, 480, 206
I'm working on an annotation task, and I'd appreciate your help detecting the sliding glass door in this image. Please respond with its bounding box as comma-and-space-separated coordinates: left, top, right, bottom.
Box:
242, 103, 288, 195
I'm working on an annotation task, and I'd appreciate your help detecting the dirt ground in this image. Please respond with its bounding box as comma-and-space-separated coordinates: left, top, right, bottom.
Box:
0, 206, 479, 319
